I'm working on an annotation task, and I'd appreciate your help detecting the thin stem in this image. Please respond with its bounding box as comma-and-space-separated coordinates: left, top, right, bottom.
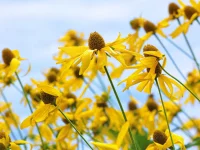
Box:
154, 34, 186, 81
169, 100, 200, 131
83, 79, 96, 95
155, 79, 175, 150
97, 72, 107, 91
166, 37, 193, 60
177, 18, 200, 73
160, 66, 200, 103
104, 66, 137, 150
0, 90, 27, 149
176, 115, 193, 139
196, 19, 200, 26
15, 72, 45, 148
56, 105, 93, 150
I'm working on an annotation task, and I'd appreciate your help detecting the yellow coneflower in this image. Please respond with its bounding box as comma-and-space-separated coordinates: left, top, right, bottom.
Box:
0, 48, 25, 76
120, 45, 183, 100
57, 32, 141, 78
146, 130, 186, 150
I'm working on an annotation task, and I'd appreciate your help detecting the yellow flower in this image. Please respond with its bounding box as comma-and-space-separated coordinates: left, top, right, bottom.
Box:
170, 0, 199, 38
57, 32, 141, 78
20, 83, 61, 129
91, 121, 130, 150
59, 29, 85, 47
120, 45, 183, 100
0, 48, 25, 76
0, 130, 29, 150
146, 130, 186, 150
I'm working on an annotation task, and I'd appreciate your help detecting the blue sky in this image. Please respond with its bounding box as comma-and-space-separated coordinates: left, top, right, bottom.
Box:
0, 0, 200, 148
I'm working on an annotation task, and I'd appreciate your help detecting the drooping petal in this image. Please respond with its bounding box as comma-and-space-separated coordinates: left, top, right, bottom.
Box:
37, 84, 61, 97
91, 142, 118, 150
59, 46, 88, 57
116, 121, 129, 147
80, 50, 94, 74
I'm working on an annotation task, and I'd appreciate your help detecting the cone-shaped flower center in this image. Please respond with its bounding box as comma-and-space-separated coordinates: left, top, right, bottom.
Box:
153, 130, 168, 145
2, 48, 15, 66
168, 3, 180, 16
88, 32, 105, 50
143, 20, 157, 33
184, 6, 198, 20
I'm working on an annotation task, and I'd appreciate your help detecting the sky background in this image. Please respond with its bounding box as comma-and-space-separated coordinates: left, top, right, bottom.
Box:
0, 0, 200, 149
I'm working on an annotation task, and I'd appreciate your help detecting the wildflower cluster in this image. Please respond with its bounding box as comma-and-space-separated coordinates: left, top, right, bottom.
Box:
1, 0, 200, 150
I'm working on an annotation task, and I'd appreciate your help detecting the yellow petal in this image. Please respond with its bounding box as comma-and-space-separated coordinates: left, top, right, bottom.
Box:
79, 50, 94, 74
40, 124, 53, 141
170, 25, 184, 39
33, 104, 56, 122
20, 115, 33, 129
97, 50, 107, 69
116, 121, 129, 147
37, 84, 61, 96
10, 142, 21, 150
59, 46, 88, 57
57, 125, 71, 141
9, 58, 20, 74
91, 142, 118, 150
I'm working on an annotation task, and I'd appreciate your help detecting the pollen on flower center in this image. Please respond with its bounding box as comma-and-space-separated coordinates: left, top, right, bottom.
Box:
153, 130, 168, 145
168, 3, 180, 16
40, 91, 57, 104
2, 48, 15, 66
88, 32, 105, 50
143, 20, 157, 33
184, 6, 198, 20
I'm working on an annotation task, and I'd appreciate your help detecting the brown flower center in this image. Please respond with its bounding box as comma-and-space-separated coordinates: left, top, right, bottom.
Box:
0, 131, 6, 139
168, 3, 180, 16
40, 91, 57, 104
73, 67, 83, 78
146, 95, 158, 112
2, 48, 15, 66
50, 67, 60, 74
153, 130, 168, 145
143, 44, 159, 57
130, 18, 141, 30
143, 20, 157, 33
47, 71, 57, 83
88, 32, 105, 50
184, 6, 198, 20
128, 101, 137, 111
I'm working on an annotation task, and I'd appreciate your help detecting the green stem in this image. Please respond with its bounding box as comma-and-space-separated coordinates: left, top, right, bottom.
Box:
56, 105, 94, 150
177, 18, 200, 73
97, 72, 107, 91
83, 78, 96, 95
15, 72, 45, 148
166, 37, 193, 60
170, 100, 200, 132
160, 66, 200, 103
196, 18, 200, 26
104, 66, 137, 150
1, 90, 27, 150
155, 78, 175, 150
176, 115, 193, 139
154, 33, 186, 81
